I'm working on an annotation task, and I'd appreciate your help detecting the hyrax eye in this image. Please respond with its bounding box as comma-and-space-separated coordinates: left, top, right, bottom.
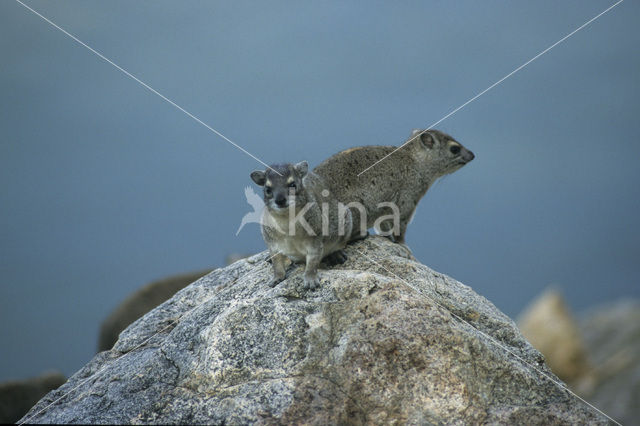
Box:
265, 187, 273, 196
288, 182, 296, 189
450, 145, 461, 155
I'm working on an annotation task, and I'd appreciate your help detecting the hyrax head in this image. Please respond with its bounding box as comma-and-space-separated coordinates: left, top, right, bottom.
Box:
250, 161, 311, 213
408, 129, 475, 177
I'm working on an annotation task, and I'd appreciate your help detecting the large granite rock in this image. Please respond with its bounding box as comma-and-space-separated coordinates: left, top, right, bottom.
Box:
22, 237, 607, 424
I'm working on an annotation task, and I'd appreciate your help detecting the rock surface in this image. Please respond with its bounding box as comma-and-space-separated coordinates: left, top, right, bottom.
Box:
22, 237, 607, 424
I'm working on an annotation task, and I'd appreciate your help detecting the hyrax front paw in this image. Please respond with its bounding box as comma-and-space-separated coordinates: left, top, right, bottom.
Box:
382, 233, 397, 243
302, 274, 320, 290
270, 272, 286, 287
270, 277, 283, 287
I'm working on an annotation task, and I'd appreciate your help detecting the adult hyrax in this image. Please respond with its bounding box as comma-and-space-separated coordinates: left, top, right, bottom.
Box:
250, 162, 353, 290
314, 129, 474, 243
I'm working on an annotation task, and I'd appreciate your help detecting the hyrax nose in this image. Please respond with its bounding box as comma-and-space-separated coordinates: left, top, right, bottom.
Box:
463, 149, 475, 162
275, 195, 287, 207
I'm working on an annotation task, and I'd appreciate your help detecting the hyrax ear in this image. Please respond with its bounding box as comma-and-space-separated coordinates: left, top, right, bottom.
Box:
294, 161, 309, 177
411, 129, 422, 137
420, 132, 435, 149
250, 170, 266, 186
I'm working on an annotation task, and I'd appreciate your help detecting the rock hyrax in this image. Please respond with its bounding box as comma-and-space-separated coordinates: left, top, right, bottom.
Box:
314, 129, 474, 243
250, 162, 353, 290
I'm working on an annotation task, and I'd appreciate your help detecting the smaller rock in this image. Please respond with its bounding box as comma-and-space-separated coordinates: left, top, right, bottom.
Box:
517, 288, 594, 391
579, 299, 640, 425
97, 269, 212, 351
0, 371, 66, 424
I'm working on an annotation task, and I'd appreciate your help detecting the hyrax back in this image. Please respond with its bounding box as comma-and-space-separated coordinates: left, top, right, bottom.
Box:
250, 161, 352, 290
314, 129, 474, 243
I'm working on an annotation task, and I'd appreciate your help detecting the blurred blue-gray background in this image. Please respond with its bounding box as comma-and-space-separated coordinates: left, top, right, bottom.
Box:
1, 1, 638, 382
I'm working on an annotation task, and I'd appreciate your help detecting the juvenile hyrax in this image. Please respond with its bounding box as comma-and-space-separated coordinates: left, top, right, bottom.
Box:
314, 129, 474, 243
250, 162, 353, 290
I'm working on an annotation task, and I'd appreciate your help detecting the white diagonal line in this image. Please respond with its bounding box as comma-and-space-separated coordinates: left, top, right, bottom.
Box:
352, 246, 621, 425
358, 0, 624, 176
14, 0, 280, 175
